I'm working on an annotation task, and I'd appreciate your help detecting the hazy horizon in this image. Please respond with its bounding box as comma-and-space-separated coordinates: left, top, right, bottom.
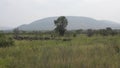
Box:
0, 0, 120, 28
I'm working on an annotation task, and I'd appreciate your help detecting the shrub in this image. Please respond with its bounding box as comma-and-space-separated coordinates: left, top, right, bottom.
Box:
87, 29, 94, 37
0, 33, 14, 47
99, 29, 108, 36
73, 33, 77, 37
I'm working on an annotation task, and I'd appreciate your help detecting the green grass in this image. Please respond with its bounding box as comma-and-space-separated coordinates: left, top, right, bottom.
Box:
0, 35, 120, 68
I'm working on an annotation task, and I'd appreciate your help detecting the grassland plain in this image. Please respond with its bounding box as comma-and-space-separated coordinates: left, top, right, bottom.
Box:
0, 35, 120, 68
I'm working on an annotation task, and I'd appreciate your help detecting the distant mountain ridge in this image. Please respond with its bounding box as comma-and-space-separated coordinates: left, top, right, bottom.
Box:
18, 16, 120, 31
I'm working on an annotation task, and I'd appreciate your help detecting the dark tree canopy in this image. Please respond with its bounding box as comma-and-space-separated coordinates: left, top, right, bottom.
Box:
54, 16, 68, 36
13, 28, 20, 38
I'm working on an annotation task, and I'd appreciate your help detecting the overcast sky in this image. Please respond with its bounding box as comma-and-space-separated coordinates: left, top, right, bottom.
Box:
0, 0, 120, 27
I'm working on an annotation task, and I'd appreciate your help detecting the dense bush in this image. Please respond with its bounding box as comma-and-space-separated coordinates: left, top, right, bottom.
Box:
73, 33, 77, 37
87, 29, 94, 37
0, 33, 14, 47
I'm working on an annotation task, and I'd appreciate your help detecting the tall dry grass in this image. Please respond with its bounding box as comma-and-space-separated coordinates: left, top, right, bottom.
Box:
0, 35, 120, 68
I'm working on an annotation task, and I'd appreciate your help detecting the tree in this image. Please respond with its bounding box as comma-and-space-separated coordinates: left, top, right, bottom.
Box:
106, 27, 112, 31
99, 29, 108, 36
106, 27, 113, 35
13, 28, 20, 38
54, 16, 68, 36
76, 29, 83, 34
87, 29, 94, 37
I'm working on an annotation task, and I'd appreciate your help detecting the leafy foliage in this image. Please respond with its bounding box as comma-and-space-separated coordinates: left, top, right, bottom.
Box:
87, 29, 94, 37
54, 16, 68, 36
0, 33, 14, 47
13, 28, 20, 38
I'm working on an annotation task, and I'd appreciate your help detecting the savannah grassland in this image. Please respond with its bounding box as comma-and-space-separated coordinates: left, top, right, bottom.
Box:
0, 34, 120, 68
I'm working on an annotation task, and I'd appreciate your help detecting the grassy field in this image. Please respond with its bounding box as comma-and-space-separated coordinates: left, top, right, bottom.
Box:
0, 35, 120, 68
